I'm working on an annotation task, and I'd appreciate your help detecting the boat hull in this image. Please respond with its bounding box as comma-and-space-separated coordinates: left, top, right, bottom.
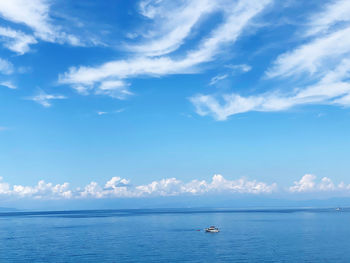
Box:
205, 229, 219, 233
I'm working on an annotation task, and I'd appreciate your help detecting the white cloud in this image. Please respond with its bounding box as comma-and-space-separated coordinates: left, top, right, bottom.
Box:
105, 177, 130, 189
191, 58, 350, 120
0, 58, 13, 74
0, 0, 54, 40
3, 174, 350, 200
209, 74, 228, 86
96, 80, 132, 99
0, 81, 16, 89
191, 0, 350, 120
0, 177, 11, 194
97, 108, 125, 116
289, 174, 350, 193
289, 174, 317, 193
208, 64, 251, 86
0, 174, 276, 200
266, 26, 350, 79
0, 27, 37, 54
0, 0, 77, 44
305, 0, 350, 36
191, 93, 264, 121
226, 64, 252, 73
1, 177, 72, 198
129, 0, 216, 56
12, 180, 72, 199
28, 91, 67, 107
266, 0, 350, 79
0, 0, 93, 54
59, 0, 271, 98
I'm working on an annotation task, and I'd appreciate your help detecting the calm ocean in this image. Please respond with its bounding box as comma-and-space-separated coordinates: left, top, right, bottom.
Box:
0, 208, 349, 262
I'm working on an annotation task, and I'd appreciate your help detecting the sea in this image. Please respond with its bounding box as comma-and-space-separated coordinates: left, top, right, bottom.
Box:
0, 208, 349, 262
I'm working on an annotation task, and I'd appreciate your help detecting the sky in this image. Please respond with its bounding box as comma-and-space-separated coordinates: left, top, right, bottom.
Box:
0, 0, 350, 207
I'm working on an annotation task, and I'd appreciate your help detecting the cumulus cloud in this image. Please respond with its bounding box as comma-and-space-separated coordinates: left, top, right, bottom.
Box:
289, 174, 350, 193
0, 176, 72, 199
59, 0, 271, 98
12, 180, 72, 199
2, 174, 350, 200
289, 174, 317, 193
0, 174, 277, 200
78, 175, 276, 199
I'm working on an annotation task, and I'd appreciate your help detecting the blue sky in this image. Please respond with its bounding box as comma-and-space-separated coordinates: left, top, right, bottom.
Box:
0, 0, 350, 204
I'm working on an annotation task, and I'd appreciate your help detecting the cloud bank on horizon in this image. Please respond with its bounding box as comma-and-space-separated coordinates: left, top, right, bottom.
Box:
1, 174, 350, 200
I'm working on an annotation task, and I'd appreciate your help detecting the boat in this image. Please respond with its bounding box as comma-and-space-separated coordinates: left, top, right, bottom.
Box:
205, 226, 219, 233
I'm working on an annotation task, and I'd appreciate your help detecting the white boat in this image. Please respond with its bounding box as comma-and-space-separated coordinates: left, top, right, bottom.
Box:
205, 226, 219, 233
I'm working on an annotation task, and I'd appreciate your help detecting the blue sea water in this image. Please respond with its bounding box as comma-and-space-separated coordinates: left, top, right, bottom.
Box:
0, 208, 350, 262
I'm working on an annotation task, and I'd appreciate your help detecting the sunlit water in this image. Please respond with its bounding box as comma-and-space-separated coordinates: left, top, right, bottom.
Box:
1, 208, 349, 262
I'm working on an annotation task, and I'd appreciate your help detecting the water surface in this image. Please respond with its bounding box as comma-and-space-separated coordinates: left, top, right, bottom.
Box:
0, 208, 349, 262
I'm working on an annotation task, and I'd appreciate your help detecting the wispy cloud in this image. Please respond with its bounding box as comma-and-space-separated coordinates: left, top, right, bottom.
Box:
209, 74, 228, 86
266, 26, 350, 79
59, 0, 271, 98
191, 0, 350, 120
28, 91, 67, 107
226, 64, 252, 73
305, 0, 350, 37
0, 0, 77, 44
0, 27, 37, 54
0, 81, 16, 89
128, 0, 216, 56
97, 108, 125, 116
0, 58, 13, 74
0, 0, 95, 54
95, 80, 132, 99
191, 58, 350, 120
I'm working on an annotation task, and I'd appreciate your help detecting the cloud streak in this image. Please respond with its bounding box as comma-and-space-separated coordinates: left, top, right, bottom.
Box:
0, 27, 37, 54
0, 81, 16, 89
191, 0, 350, 120
28, 91, 67, 107
59, 0, 270, 98
191, 58, 350, 120
0, 0, 96, 54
